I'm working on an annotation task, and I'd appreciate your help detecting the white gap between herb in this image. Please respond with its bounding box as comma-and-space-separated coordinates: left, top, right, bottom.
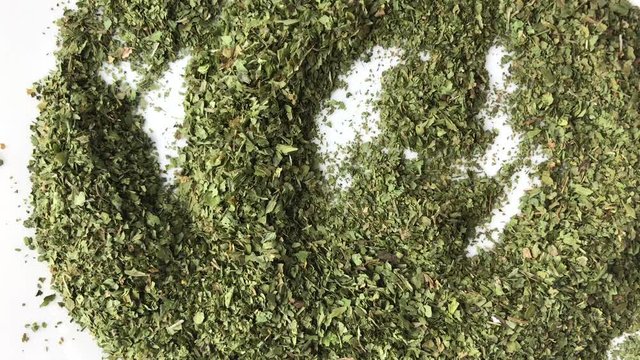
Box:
314, 46, 405, 188
474, 45, 520, 178
464, 45, 547, 257
100, 57, 190, 184
608, 330, 640, 360
465, 148, 547, 257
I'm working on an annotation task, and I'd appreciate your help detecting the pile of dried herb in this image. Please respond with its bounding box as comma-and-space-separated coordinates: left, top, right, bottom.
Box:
27, 0, 639, 358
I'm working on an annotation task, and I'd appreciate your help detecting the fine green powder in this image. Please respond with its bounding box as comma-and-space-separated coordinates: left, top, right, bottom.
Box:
27, 0, 640, 359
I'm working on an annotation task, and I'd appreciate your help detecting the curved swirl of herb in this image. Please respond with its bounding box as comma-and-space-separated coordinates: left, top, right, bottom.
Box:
27, 0, 640, 359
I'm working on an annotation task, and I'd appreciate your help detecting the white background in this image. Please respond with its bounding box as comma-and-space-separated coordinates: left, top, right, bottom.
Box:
0, 1, 102, 359
1, 1, 639, 359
